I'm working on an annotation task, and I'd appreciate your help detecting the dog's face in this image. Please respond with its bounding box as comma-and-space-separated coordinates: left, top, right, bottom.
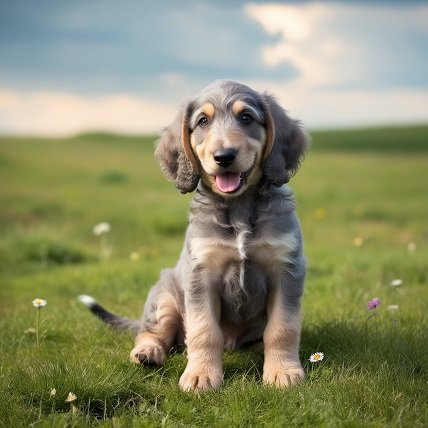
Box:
155, 80, 309, 196
189, 97, 267, 196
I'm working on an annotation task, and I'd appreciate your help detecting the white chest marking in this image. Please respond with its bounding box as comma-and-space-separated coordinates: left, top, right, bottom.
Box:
236, 229, 250, 290
236, 229, 249, 260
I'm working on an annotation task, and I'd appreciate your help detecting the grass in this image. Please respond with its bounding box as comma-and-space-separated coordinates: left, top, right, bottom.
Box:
0, 125, 427, 427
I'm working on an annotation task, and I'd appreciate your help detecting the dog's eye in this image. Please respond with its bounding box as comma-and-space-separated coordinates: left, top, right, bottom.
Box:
198, 116, 209, 128
240, 113, 253, 124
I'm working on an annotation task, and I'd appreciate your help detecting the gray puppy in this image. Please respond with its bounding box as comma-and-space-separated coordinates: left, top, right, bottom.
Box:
80, 80, 309, 391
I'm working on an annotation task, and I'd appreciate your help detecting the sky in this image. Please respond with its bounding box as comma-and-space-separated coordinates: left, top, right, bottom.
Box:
1, 0, 427, 135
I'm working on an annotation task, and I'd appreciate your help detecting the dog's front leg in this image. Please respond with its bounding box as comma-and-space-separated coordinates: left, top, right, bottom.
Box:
179, 281, 224, 392
263, 285, 304, 387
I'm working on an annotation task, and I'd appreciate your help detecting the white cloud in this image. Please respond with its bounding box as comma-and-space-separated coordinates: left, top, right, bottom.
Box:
250, 82, 428, 129
0, 90, 177, 136
245, 3, 357, 87
1, 83, 427, 136
0, 2, 428, 135
1, 3, 427, 135
244, 2, 428, 128
245, 3, 428, 88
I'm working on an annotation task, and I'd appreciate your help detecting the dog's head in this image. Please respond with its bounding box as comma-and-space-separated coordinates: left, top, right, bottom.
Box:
155, 80, 309, 196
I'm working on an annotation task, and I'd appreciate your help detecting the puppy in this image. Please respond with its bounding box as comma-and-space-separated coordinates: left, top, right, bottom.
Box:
80, 80, 309, 391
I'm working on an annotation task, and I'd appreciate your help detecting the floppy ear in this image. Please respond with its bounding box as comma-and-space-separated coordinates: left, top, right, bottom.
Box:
154, 101, 200, 194
262, 93, 310, 186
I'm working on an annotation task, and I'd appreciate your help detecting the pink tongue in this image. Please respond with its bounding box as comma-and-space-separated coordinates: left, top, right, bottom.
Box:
215, 172, 241, 193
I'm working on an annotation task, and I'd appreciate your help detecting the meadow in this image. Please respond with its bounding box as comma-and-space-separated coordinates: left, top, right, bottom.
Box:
0, 125, 427, 427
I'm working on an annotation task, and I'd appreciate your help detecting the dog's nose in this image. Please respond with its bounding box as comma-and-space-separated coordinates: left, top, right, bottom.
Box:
213, 148, 237, 167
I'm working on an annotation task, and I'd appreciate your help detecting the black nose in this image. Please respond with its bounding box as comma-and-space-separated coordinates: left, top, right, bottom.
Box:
213, 148, 237, 167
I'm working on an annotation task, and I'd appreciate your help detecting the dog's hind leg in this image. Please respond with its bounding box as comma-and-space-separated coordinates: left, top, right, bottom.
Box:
130, 269, 183, 366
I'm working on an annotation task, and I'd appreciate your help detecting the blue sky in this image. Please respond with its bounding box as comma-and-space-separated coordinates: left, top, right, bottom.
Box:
1, 0, 427, 135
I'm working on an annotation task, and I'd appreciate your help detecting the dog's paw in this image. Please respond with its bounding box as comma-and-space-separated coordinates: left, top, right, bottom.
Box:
130, 341, 166, 366
263, 364, 304, 388
179, 365, 223, 392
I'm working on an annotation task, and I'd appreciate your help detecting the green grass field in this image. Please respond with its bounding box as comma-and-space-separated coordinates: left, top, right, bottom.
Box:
1, 125, 427, 427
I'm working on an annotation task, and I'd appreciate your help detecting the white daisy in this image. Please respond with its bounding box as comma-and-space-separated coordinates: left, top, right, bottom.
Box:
390, 279, 403, 287
65, 392, 77, 402
32, 298, 47, 308
93, 222, 111, 236
309, 352, 324, 363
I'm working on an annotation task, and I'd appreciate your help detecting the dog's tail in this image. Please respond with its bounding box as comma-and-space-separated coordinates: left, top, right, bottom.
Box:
78, 295, 141, 335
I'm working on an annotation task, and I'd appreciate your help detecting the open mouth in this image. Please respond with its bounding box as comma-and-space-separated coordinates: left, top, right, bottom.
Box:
215, 171, 245, 193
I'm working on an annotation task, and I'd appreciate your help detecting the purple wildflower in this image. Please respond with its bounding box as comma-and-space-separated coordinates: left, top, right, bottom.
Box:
367, 297, 380, 310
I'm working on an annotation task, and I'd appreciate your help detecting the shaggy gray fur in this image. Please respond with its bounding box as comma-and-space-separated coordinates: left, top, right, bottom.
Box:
80, 80, 309, 366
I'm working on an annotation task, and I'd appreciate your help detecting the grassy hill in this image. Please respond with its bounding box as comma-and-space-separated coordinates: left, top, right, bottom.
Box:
0, 125, 427, 426
310, 124, 428, 152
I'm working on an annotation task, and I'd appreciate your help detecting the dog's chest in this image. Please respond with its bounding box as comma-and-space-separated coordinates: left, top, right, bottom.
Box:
190, 219, 295, 270
223, 222, 298, 321
190, 216, 297, 322
188, 189, 300, 322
